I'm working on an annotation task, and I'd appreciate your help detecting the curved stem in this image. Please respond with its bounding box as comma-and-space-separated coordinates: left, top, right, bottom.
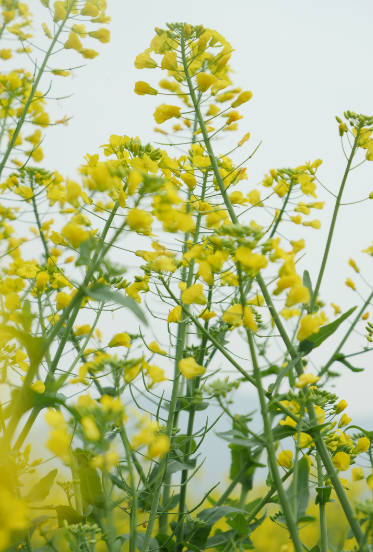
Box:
309, 129, 360, 312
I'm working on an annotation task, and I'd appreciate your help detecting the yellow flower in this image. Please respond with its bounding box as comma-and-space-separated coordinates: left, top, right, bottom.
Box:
314, 405, 325, 424
281, 308, 301, 320
148, 434, 170, 458
367, 474, 373, 490
53, 1, 66, 22
149, 256, 177, 273
179, 357, 206, 379
81, 2, 99, 17
243, 306, 257, 332
0, 49, 12, 60
297, 314, 322, 342
299, 432, 314, 448
144, 362, 166, 388
235, 247, 267, 277
335, 399, 348, 413
31, 380, 45, 394
338, 413, 352, 428
91, 451, 119, 472
134, 52, 157, 69
127, 209, 153, 234
149, 341, 166, 355
290, 215, 302, 225
198, 309, 217, 321
88, 28, 110, 43
277, 450, 293, 469
238, 132, 250, 147
352, 467, 364, 481
153, 104, 182, 124
279, 416, 297, 428
108, 332, 131, 348
161, 51, 178, 71
286, 285, 310, 307
295, 373, 320, 388
353, 437, 370, 454
134, 81, 158, 96
231, 91, 253, 108
0, 485, 29, 550
4, 292, 21, 311
80, 49, 99, 59
345, 278, 356, 291
81, 416, 100, 441
64, 32, 82, 52
168, 305, 182, 324
332, 451, 350, 471
196, 72, 218, 92
124, 363, 141, 383
222, 304, 243, 327
56, 291, 72, 311
362, 311, 369, 320
303, 220, 321, 229
62, 222, 90, 248
181, 283, 206, 305
331, 302, 341, 316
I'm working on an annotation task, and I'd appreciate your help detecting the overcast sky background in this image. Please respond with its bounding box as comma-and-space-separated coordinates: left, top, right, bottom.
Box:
5, 0, 373, 488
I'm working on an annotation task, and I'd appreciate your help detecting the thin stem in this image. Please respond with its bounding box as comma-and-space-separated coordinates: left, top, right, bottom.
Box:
0, 6, 74, 177
215, 459, 252, 507
269, 185, 292, 238
316, 453, 328, 552
309, 128, 361, 312
121, 426, 137, 552
319, 288, 373, 376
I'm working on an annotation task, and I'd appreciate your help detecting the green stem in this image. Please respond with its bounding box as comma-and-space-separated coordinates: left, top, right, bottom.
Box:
0, 5, 75, 177
70, 454, 83, 515
309, 128, 361, 312
215, 459, 252, 507
25, 532, 34, 552
141, 354, 182, 552
269, 185, 292, 238
256, 273, 365, 544
121, 426, 137, 552
246, 328, 303, 552
316, 453, 328, 552
319, 288, 373, 376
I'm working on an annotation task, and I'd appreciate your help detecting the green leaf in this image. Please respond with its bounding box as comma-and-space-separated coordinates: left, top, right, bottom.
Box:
205, 530, 234, 549
148, 456, 197, 486
55, 505, 86, 527
334, 355, 364, 373
303, 270, 313, 300
25, 469, 57, 502
272, 424, 297, 441
344, 425, 373, 441
226, 513, 250, 538
197, 506, 246, 526
155, 533, 175, 552
315, 486, 333, 505
298, 339, 316, 357
85, 285, 148, 325
310, 546, 321, 552
77, 458, 106, 511
306, 307, 357, 348
285, 457, 310, 523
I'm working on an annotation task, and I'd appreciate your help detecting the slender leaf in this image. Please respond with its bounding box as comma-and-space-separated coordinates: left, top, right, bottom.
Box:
85, 286, 148, 325
335, 355, 364, 373
55, 505, 86, 527
307, 306, 357, 348
25, 469, 57, 502
197, 506, 246, 526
